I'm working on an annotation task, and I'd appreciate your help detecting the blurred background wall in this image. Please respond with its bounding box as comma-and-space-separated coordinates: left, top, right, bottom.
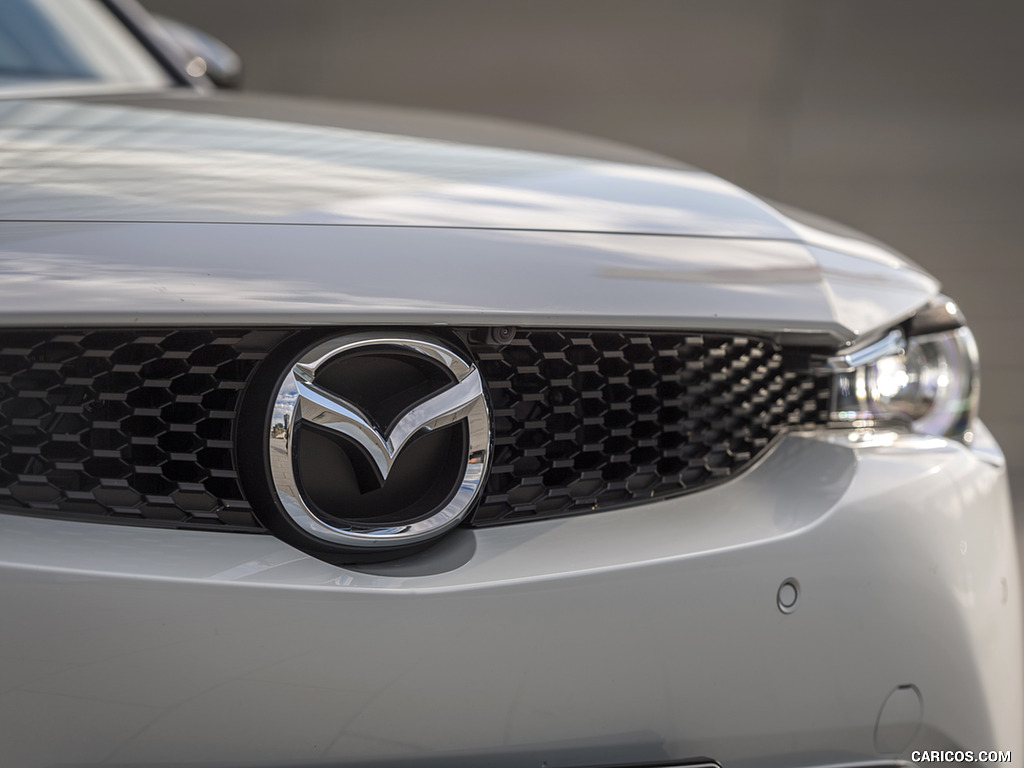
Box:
142, 0, 1024, 505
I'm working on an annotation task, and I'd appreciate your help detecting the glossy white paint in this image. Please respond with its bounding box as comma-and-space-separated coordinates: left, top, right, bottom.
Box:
0, 96, 940, 342
0, 95, 943, 344
0, 97, 794, 236
0, 430, 1018, 766
0, 85, 1017, 768
0, 221, 937, 342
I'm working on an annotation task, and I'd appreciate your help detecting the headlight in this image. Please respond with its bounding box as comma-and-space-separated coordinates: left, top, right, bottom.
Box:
828, 297, 980, 444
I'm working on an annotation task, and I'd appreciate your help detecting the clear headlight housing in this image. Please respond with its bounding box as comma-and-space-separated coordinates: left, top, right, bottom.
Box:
828, 297, 980, 444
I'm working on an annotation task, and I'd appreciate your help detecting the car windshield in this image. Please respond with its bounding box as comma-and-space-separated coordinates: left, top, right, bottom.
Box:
0, 0, 170, 96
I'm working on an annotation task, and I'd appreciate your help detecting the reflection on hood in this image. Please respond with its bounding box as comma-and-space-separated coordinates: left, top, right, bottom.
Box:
0, 98, 797, 237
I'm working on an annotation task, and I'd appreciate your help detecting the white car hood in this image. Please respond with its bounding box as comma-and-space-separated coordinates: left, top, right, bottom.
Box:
0, 97, 938, 342
0, 98, 833, 238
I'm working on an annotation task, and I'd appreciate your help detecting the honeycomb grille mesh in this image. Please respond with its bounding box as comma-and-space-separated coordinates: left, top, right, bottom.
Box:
467, 330, 832, 525
0, 327, 832, 531
0, 329, 288, 530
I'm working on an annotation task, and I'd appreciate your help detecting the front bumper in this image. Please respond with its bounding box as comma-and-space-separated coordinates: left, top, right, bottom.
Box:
0, 428, 1019, 767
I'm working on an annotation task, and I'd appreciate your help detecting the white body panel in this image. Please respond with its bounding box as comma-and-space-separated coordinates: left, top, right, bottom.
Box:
0, 89, 1017, 768
0, 222, 935, 342
0, 432, 1018, 766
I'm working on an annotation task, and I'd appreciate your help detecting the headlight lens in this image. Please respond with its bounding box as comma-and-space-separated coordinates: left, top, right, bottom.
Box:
829, 299, 980, 443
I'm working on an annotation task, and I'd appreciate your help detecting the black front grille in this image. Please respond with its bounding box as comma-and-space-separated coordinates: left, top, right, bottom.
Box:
0, 329, 288, 530
0, 327, 831, 531
467, 330, 831, 525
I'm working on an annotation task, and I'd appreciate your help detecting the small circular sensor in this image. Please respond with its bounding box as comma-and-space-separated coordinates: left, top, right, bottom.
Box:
777, 578, 800, 614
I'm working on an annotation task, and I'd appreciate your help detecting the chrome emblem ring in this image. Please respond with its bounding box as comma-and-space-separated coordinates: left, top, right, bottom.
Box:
268, 333, 491, 548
